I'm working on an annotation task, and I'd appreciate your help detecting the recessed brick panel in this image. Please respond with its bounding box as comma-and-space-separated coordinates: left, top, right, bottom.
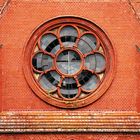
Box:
1, 0, 139, 110
0, 0, 140, 138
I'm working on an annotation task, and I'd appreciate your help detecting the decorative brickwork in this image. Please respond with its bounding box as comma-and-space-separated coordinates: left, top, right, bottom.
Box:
0, 0, 140, 138
0, 111, 140, 133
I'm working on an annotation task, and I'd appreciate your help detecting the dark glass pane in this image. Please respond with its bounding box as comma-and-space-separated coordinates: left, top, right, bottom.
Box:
61, 89, 78, 98
42, 55, 53, 71
95, 53, 106, 73
61, 36, 77, 48
39, 71, 60, 92
40, 34, 60, 54
82, 75, 100, 91
77, 70, 93, 85
60, 26, 78, 37
56, 50, 81, 74
60, 26, 78, 48
60, 78, 78, 99
78, 34, 97, 54
85, 55, 96, 70
32, 53, 53, 71
61, 78, 77, 89
32, 53, 43, 71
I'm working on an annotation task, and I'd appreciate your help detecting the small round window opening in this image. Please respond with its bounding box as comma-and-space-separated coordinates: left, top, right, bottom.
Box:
23, 17, 115, 108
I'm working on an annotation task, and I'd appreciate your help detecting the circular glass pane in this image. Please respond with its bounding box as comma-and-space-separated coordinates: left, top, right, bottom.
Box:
32, 53, 53, 71
78, 70, 100, 91
85, 53, 106, 73
56, 50, 81, 75
85, 55, 96, 70
40, 34, 60, 54
78, 34, 97, 54
60, 78, 78, 99
60, 26, 78, 48
95, 53, 106, 73
82, 75, 100, 91
39, 71, 60, 92
77, 70, 93, 86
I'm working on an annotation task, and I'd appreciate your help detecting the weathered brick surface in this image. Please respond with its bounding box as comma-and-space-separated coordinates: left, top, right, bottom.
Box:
0, 133, 140, 140
1, 0, 139, 110
0, 0, 5, 5
0, 0, 140, 138
131, 2, 140, 18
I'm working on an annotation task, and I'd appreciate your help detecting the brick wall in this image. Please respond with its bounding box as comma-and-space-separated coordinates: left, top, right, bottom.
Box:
0, 0, 140, 139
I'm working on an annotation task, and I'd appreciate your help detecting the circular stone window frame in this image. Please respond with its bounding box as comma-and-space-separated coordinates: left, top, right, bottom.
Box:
54, 47, 84, 77
23, 16, 116, 108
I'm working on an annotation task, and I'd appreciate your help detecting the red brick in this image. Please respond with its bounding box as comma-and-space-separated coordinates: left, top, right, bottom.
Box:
0, 0, 140, 138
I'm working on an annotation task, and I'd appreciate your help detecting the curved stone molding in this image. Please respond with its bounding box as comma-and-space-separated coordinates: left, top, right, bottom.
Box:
0, 0, 10, 16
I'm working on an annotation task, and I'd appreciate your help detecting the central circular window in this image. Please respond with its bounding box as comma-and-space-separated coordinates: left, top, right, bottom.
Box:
56, 49, 82, 75
23, 16, 115, 108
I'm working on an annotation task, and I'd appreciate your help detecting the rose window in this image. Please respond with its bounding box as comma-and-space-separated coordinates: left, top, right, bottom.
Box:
23, 17, 115, 108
